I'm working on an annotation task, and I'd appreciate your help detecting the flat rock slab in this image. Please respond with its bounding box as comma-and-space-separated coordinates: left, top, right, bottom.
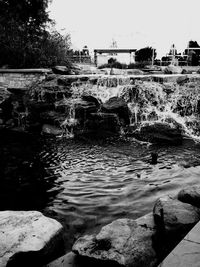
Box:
159, 221, 200, 267
0, 210, 64, 267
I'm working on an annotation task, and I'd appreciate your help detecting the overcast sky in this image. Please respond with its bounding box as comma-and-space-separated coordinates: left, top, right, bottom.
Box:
48, 0, 200, 58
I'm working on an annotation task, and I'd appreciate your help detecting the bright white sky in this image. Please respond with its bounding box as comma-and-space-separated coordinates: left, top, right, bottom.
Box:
48, 0, 200, 58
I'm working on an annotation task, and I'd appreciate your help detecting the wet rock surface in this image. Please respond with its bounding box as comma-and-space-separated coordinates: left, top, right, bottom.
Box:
0, 85, 12, 125
69, 189, 200, 267
178, 186, 200, 208
130, 122, 183, 144
102, 97, 130, 125
153, 195, 200, 233
0, 210, 64, 267
52, 66, 74, 75
73, 217, 158, 267
164, 65, 183, 74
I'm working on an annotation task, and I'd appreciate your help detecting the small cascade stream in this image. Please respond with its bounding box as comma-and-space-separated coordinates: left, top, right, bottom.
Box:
52, 76, 200, 142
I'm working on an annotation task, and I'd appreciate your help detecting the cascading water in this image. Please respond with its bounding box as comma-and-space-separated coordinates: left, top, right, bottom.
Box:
55, 98, 78, 138
26, 74, 200, 141
58, 76, 200, 141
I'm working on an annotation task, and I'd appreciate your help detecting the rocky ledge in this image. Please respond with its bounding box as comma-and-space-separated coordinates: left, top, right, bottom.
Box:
0, 210, 64, 267
70, 186, 200, 267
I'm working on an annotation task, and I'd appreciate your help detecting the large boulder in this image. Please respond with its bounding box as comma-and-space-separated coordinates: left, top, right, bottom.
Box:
153, 195, 200, 233
0, 210, 64, 267
131, 122, 183, 145
73, 217, 158, 267
102, 97, 130, 125
164, 65, 182, 74
178, 186, 200, 208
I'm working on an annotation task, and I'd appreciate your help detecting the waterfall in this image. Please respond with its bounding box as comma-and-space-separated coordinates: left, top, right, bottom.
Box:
58, 76, 200, 139
26, 74, 200, 140
55, 98, 78, 138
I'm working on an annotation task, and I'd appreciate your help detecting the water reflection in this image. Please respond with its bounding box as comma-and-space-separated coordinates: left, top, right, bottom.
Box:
0, 130, 62, 210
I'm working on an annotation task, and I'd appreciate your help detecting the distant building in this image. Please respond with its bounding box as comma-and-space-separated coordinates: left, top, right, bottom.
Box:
94, 48, 137, 66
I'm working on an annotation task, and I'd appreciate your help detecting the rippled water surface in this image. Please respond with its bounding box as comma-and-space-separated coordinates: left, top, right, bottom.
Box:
1, 131, 200, 250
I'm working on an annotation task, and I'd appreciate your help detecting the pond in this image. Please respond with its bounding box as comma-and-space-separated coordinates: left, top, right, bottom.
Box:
1, 130, 200, 251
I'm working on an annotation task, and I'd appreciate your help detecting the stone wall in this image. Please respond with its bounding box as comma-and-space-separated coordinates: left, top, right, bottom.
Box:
0, 69, 51, 89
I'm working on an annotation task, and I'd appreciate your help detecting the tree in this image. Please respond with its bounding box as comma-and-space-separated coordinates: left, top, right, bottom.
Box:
135, 47, 156, 62
38, 29, 72, 67
0, 0, 72, 68
108, 57, 117, 65
184, 40, 200, 66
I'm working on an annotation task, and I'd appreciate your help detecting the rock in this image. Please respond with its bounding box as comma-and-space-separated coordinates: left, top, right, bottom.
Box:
176, 75, 189, 85
27, 78, 72, 104
181, 69, 187, 74
178, 186, 200, 208
75, 103, 98, 125
42, 124, 63, 136
132, 122, 183, 145
52, 66, 72, 75
88, 77, 98, 85
73, 218, 158, 267
126, 69, 144, 75
164, 65, 182, 74
55, 98, 98, 125
0, 86, 11, 106
153, 195, 200, 233
45, 74, 57, 81
0, 210, 64, 267
81, 95, 101, 109
57, 76, 80, 86
0, 86, 12, 122
102, 97, 130, 125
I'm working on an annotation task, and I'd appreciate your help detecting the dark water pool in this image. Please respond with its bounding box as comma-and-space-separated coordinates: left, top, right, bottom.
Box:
1, 131, 200, 251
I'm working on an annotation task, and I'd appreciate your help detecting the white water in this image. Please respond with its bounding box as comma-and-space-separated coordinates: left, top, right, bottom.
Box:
56, 76, 200, 140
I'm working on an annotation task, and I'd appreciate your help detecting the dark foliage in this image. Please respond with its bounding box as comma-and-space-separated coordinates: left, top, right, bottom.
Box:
0, 0, 71, 68
184, 40, 200, 66
135, 47, 156, 62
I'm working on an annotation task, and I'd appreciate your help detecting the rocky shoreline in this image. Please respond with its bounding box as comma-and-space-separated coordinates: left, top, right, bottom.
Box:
0, 211, 64, 267
1, 185, 200, 266
47, 185, 200, 267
